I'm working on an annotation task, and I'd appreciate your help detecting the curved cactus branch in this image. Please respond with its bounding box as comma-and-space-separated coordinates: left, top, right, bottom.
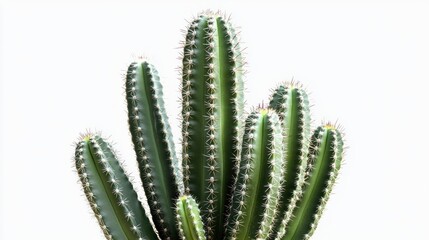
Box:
75, 134, 158, 240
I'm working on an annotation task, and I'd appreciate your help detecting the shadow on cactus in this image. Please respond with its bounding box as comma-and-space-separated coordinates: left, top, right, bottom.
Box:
74, 11, 345, 240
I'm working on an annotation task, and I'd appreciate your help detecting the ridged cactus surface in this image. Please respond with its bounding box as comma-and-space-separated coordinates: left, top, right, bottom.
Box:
125, 61, 181, 240
181, 12, 244, 240
226, 109, 284, 240
75, 135, 158, 240
277, 125, 344, 240
73, 11, 346, 240
268, 83, 311, 239
176, 195, 206, 240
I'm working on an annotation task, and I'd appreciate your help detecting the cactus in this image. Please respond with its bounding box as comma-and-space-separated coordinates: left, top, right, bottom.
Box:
75, 134, 158, 240
73, 10, 345, 240
181, 12, 244, 240
225, 109, 284, 240
125, 61, 182, 240
268, 83, 311, 239
176, 195, 206, 240
276, 124, 344, 240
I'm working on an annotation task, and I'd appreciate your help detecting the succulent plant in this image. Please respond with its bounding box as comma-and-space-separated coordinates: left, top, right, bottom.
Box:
74, 11, 345, 240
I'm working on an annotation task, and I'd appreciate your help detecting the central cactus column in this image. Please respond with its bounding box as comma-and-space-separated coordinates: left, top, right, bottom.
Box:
181, 12, 244, 240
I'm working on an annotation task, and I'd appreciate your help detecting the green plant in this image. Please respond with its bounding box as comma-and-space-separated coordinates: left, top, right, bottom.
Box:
74, 11, 345, 240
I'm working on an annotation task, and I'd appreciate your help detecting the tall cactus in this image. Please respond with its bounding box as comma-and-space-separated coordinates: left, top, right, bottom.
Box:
74, 134, 158, 240
125, 61, 182, 240
73, 11, 346, 240
268, 83, 311, 239
180, 12, 244, 240
276, 124, 344, 240
225, 109, 284, 240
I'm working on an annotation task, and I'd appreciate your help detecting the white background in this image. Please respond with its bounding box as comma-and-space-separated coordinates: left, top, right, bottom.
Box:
1, 0, 429, 239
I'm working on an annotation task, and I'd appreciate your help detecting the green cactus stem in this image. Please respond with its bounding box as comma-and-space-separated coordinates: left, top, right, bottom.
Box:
75, 134, 158, 240
268, 83, 311, 239
176, 195, 206, 240
277, 124, 344, 240
125, 60, 182, 240
181, 11, 244, 239
226, 109, 284, 240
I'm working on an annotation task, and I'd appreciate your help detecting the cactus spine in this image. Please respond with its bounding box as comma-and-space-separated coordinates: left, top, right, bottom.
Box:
226, 109, 284, 240
75, 135, 158, 240
277, 124, 344, 240
176, 195, 206, 240
125, 61, 181, 240
268, 83, 311, 239
181, 12, 244, 239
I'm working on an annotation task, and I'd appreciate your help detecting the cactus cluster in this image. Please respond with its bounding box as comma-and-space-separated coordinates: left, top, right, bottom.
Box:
74, 11, 345, 240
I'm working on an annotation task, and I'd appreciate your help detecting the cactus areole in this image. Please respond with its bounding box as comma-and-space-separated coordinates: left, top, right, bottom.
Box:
74, 11, 345, 240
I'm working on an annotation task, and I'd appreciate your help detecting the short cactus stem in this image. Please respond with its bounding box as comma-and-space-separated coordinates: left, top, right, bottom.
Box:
75, 134, 157, 240
268, 83, 311, 239
277, 124, 344, 240
226, 109, 284, 240
181, 11, 244, 239
176, 195, 206, 240
125, 61, 181, 240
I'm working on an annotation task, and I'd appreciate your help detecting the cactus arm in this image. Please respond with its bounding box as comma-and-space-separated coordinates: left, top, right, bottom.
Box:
181, 14, 210, 212
256, 110, 285, 239
126, 61, 180, 240
176, 195, 206, 240
268, 84, 311, 239
226, 110, 284, 240
75, 135, 158, 240
305, 128, 343, 238
181, 12, 244, 239
277, 125, 344, 240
